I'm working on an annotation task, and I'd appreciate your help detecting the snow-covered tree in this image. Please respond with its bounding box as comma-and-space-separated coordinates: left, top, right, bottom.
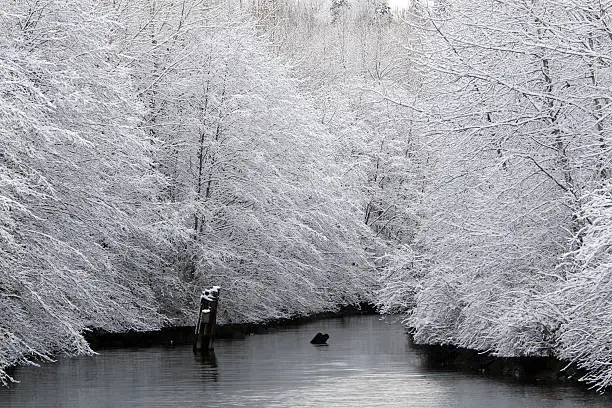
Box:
557, 184, 612, 391
0, 0, 173, 384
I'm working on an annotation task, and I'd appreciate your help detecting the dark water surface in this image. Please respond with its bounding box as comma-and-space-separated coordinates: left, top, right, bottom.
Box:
1, 315, 610, 407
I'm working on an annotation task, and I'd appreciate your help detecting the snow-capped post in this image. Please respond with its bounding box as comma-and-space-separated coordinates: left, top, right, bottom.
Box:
193, 286, 220, 353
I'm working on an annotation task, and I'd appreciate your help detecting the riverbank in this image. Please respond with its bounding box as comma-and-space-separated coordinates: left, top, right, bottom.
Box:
84, 306, 599, 392
410, 338, 590, 388
84, 302, 377, 350
4, 314, 609, 407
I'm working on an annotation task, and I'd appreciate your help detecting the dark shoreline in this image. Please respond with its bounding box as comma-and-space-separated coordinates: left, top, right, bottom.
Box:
409, 337, 591, 388
84, 302, 377, 350
3, 303, 375, 382
84, 306, 597, 392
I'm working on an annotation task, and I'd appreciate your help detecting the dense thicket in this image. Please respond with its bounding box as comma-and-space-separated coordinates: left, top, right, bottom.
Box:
370, 0, 610, 391
1, 0, 610, 392
251, 0, 611, 392
0, 0, 169, 384
420, 0, 611, 391
0, 0, 375, 384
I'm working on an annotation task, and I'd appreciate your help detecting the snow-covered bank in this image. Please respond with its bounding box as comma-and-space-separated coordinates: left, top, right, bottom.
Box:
0, 0, 378, 385
1, 0, 610, 394
84, 303, 377, 350
256, 0, 611, 393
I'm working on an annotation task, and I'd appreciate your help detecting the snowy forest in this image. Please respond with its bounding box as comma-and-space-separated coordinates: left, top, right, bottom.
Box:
0, 0, 610, 392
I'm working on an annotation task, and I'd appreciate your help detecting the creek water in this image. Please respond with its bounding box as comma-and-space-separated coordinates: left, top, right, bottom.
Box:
1, 315, 610, 407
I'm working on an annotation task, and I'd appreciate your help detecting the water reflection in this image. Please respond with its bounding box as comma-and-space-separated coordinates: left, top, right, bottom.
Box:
1, 315, 610, 408
194, 350, 218, 382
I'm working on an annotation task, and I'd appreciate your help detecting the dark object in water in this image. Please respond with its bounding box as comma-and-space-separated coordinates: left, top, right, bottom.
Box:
310, 333, 329, 344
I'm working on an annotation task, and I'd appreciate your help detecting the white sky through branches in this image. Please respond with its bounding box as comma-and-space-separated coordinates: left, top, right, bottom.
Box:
388, 0, 411, 10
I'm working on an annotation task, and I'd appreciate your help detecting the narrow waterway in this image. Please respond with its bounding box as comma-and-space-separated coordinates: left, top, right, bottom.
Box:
1, 315, 609, 407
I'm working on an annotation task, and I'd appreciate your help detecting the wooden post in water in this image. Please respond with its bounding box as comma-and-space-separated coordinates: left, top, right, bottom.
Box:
193, 286, 220, 353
